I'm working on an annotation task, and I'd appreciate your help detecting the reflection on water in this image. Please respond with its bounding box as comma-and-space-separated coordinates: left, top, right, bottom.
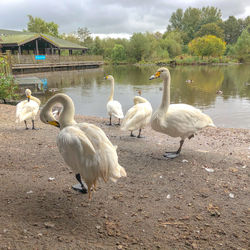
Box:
18, 64, 250, 129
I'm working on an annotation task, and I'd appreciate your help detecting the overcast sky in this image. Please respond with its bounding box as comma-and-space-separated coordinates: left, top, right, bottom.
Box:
1, 0, 249, 38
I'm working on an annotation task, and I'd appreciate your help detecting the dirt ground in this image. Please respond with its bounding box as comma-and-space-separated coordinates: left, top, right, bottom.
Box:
0, 104, 249, 250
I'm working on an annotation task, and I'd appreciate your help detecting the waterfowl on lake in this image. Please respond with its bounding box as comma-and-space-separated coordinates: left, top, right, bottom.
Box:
16, 89, 40, 130
121, 96, 152, 138
185, 79, 194, 83
104, 75, 124, 125
40, 93, 126, 200
216, 90, 223, 95
150, 67, 215, 158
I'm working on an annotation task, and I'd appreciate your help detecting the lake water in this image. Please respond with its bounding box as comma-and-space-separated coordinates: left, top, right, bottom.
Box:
16, 64, 250, 129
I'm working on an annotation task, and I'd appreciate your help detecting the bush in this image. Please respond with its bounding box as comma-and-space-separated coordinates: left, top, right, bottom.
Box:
0, 74, 19, 101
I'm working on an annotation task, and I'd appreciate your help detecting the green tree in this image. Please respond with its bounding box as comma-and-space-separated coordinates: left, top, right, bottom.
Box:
200, 6, 222, 25
188, 35, 226, 57
169, 8, 183, 30
111, 44, 126, 63
27, 15, 59, 37
77, 27, 91, 43
195, 23, 224, 39
128, 33, 151, 62
182, 8, 202, 43
233, 26, 250, 62
223, 16, 242, 44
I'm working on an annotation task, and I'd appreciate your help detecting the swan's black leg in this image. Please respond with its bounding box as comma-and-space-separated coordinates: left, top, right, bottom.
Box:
24, 120, 28, 130
188, 134, 194, 140
32, 120, 38, 130
137, 128, 144, 138
130, 131, 136, 137
164, 139, 184, 159
108, 116, 112, 126
118, 118, 120, 125
72, 173, 87, 194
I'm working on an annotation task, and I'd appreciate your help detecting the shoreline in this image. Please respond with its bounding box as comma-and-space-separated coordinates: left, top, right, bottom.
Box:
0, 104, 249, 249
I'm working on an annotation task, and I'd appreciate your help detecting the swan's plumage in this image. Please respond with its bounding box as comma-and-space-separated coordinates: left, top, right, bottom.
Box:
16, 89, 40, 128
107, 100, 124, 119
104, 75, 124, 124
40, 93, 126, 199
150, 67, 215, 157
121, 96, 152, 133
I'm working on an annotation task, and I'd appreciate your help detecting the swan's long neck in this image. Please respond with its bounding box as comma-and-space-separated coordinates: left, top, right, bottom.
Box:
160, 75, 170, 110
30, 95, 41, 105
43, 94, 76, 129
108, 78, 114, 101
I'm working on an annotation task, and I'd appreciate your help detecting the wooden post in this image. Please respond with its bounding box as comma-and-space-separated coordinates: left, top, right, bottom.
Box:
6, 50, 12, 75
35, 39, 39, 55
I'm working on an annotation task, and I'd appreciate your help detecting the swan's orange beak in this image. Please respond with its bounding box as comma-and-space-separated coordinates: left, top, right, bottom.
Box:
48, 121, 60, 128
149, 71, 160, 80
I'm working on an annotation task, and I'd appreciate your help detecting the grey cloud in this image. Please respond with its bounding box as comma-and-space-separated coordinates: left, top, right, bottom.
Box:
0, 0, 249, 35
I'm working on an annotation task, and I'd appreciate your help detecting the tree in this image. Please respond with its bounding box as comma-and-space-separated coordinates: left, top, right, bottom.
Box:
27, 15, 59, 37
169, 9, 183, 30
200, 7, 222, 25
128, 33, 151, 62
188, 35, 226, 58
182, 8, 202, 43
195, 23, 224, 39
77, 27, 91, 43
111, 44, 126, 63
233, 26, 250, 62
223, 16, 242, 44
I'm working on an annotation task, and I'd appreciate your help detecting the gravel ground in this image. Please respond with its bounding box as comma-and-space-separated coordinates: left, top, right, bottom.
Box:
0, 104, 249, 250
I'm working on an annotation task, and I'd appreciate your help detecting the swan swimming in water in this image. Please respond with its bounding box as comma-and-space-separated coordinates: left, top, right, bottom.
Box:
150, 67, 215, 158
16, 89, 40, 130
40, 93, 126, 199
121, 96, 152, 138
104, 75, 124, 125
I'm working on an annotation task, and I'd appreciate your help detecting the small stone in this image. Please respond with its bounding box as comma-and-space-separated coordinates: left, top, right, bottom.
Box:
229, 193, 235, 198
117, 245, 123, 249
44, 222, 55, 228
167, 194, 171, 199
96, 225, 101, 230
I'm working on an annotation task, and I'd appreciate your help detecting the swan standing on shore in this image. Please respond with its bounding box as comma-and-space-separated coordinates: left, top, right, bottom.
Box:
104, 75, 124, 125
150, 67, 215, 158
40, 93, 126, 199
121, 96, 152, 138
16, 89, 40, 130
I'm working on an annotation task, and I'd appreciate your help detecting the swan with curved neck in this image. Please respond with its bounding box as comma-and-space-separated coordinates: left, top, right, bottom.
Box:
121, 95, 152, 138
104, 75, 124, 125
150, 67, 215, 158
16, 89, 40, 130
40, 93, 126, 199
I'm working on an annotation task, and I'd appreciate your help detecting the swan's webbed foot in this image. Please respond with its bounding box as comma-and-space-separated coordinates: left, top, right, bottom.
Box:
32, 120, 39, 130
137, 129, 144, 138
24, 120, 28, 130
130, 131, 136, 137
72, 174, 88, 194
163, 152, 180, 159
164, 139, 184, 159
116, 119, 121, 126
188, 134, 194, 140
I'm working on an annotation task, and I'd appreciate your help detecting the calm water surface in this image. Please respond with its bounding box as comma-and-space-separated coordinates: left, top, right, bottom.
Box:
18, 64, 250, 129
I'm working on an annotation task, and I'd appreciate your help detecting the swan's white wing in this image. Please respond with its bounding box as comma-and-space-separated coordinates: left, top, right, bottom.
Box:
121, 103, 152, 131
160, 104, 214, 137
107, 100, 124, 118
78, 123, 127, 181
16, 100, 39, 122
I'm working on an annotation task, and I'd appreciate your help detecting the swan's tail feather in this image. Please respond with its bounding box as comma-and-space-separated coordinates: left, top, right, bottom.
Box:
109, 164, 127, 183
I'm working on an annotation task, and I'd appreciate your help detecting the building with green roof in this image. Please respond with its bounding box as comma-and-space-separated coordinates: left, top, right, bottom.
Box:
0, 29, 87, 55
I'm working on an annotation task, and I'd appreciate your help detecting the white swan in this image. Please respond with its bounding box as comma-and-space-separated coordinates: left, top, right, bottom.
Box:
16, 89, 41, 130
104, 75, 124, 125
150, 67, 215, 158
121, 96, 152, 138
40, 93, 126, 199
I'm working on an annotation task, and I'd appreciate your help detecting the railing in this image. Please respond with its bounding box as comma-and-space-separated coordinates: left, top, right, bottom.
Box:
11, 54, 103, 64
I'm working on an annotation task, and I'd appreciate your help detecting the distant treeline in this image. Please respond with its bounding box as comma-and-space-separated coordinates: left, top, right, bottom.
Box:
26, 7, 250, 63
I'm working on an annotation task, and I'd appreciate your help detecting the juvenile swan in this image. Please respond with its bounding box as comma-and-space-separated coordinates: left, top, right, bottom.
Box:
150, 67, 215, 158
104, 75, 124, 125
40, 93, 127, 199
16, 89, 40, 130
121, 96, 152, 138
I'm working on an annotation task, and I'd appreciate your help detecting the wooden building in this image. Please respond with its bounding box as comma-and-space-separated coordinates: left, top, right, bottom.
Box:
0, 29, 87, 55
